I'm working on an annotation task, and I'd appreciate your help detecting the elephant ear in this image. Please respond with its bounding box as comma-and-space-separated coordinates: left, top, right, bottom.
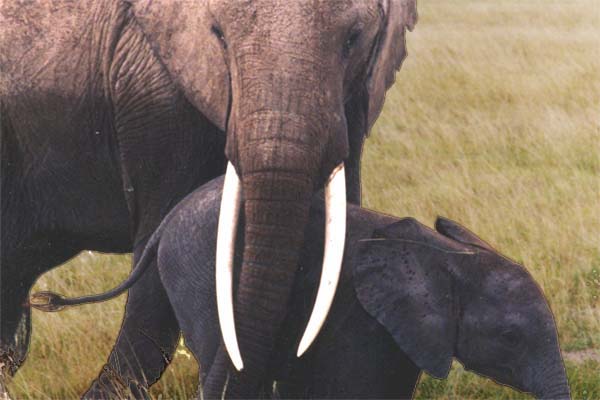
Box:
365, 0, 417, 130
435, 217, 496, 252
129, 0, 229, 130
353, 218, 458, 378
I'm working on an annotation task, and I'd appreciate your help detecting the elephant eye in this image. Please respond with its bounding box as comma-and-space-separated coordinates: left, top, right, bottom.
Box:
343, 30, 361, 58
211, 25, 227, 49
500, 330, 521, 347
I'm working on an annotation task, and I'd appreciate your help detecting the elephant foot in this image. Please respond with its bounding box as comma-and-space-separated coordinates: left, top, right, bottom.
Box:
0, 350, 16, 400
0, 366, 12, 400
0, 382, 11, 400
0, 378, 11, 400
82, 365, 150, 400
0, 373, 12, 400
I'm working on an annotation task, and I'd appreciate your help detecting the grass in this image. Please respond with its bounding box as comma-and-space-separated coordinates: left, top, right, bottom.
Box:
6, 0, 600, 398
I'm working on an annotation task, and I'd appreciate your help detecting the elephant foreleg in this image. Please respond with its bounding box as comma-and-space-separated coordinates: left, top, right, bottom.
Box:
83, 246, 179, 399
200, 346, 230, 399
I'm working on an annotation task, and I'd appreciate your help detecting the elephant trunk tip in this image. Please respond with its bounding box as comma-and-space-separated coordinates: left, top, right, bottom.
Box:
536, 379, 571, 400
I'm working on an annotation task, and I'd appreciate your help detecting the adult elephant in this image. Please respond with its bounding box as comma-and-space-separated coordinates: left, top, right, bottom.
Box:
1, 0, 417, 397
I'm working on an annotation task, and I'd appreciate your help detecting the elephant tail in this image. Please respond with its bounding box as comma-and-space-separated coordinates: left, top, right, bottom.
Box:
28, 230, 163, 313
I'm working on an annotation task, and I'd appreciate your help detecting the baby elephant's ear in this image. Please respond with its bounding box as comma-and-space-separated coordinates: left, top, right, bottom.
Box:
435, 217, 495, 252
353, 220, 456, 378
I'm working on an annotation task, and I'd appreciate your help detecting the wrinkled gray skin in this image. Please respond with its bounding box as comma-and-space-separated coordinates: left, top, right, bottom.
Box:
1, 0, 416, 397
54, 177, 569, 399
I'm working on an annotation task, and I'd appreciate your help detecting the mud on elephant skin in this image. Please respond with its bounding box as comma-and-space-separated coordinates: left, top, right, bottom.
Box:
37, 176, 570, 399
2, 0, 416, 396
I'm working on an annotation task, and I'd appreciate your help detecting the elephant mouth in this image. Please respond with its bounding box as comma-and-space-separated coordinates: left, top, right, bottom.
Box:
215, 162, 347, 370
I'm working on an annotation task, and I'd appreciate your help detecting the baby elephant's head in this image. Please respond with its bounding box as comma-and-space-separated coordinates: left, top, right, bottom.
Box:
354, 217, 570, 400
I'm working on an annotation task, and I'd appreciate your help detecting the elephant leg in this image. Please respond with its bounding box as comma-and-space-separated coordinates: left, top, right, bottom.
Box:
285, 291, 421, 399
306, 332, 421, 399
83, 244, 179, 399
1, 235, 79, 394
200, 346, 229, 399
201, 346, 277, 399
200, 347, 270, 399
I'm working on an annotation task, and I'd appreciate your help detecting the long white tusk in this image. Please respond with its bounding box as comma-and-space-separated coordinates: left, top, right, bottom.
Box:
297, 163, 347, 357
216, 162, 244, 371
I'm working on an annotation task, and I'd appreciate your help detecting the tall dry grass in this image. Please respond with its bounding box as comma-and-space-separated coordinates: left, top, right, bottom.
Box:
363, 0, 600, 397
7, 0, 599, 398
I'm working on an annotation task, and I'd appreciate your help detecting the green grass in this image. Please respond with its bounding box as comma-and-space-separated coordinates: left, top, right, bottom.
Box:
415, 360, 600, 400
7, 0, 600, 398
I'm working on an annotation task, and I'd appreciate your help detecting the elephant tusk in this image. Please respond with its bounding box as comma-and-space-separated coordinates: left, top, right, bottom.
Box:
216, 162, 244, 371
297, 163, 347, 357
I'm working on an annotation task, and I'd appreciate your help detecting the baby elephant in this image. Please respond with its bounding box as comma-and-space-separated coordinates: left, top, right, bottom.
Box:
34, 177, 570, 399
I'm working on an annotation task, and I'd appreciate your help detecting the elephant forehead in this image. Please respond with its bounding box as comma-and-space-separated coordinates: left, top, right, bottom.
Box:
482, 262, 541, 302
211, 0, 378, 41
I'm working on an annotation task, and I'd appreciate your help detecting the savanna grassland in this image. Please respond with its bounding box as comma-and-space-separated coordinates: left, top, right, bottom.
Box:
7, 0, 599, 398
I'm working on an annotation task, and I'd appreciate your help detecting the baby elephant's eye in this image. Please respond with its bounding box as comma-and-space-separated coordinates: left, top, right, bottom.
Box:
343, 30, 361, 58
501, 330, 521, 347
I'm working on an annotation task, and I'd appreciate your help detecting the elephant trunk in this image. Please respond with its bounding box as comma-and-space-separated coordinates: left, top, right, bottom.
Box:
538, 384, 570, 400
233, 169, 312, 392
533, 354, 570, 400
536, 371, 570, 400
216, 140, 346, 395
224, 130, 315, 395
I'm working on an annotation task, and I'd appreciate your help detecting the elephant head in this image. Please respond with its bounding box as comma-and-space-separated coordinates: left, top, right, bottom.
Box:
127, 0, 417, 392
354, 217, 570, 399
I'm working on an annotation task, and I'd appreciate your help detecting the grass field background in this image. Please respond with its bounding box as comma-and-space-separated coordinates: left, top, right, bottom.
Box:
7, 0, 599, 398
